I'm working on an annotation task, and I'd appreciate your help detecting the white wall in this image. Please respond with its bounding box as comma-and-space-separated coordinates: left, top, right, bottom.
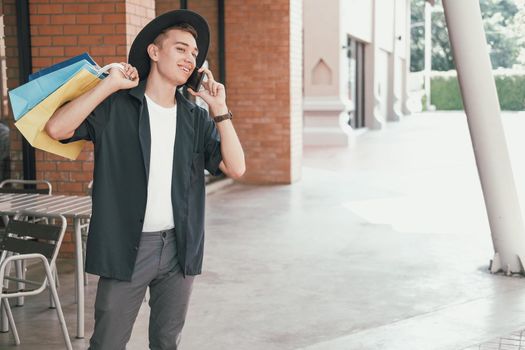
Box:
395, 0, 408, 59
342, 0, 373, 43
376, 49, 390, 122
376, 0, 395, 53
304, 0, 340, 97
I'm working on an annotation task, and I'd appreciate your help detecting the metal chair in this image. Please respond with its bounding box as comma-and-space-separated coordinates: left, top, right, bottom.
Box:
0, 179, 52, 195
0, 212, 71, 349
0, 179, 54, 308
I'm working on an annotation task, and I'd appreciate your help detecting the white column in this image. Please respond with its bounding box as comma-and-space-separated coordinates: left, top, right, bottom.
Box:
424, 1, 432, 110
366, 0, 385, 130
401, 0, 412, 116
303, 0, 352, 146
442, 0, 525, 274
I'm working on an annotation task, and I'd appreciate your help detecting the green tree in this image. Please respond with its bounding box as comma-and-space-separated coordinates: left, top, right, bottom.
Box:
481, 0, 519, 68
510, 5, 525, 67
410, 1, 425, 72
430, 8, 453, 71
411, 0, 521, 72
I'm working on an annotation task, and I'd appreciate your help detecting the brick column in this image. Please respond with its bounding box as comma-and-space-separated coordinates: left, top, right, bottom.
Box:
3, 0, 23, 181
225, 0, 303, 184
126, 0, 156, 53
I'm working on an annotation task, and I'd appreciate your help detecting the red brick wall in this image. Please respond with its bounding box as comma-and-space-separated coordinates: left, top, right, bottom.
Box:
225, 0, 302, 184
155, 0, 180, 16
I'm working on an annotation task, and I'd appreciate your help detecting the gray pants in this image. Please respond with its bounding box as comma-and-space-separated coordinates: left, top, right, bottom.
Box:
89, 229, 194, 350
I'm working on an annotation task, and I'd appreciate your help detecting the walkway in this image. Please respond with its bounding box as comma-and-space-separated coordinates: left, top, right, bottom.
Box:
2, 112, 525, 349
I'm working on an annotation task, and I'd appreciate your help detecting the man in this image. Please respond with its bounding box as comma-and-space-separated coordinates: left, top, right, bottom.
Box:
45, 9, 245, 350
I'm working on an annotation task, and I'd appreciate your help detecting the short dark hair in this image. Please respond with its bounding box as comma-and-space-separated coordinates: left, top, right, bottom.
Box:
153, 23, 198, 47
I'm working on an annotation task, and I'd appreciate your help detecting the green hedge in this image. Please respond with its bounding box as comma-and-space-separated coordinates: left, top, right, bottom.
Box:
430, 74, 525, 111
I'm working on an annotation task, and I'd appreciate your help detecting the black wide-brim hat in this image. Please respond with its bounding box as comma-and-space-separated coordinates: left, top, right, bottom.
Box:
128, 9, 210, 81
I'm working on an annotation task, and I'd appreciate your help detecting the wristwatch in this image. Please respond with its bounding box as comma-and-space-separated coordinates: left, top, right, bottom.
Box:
213, 110, 233, 123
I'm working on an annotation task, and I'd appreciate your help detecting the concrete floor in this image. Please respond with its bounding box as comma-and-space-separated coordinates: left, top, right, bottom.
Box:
1, 112, 525, 349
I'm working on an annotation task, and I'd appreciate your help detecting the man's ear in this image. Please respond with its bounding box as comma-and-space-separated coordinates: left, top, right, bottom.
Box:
147, 43, 159, 62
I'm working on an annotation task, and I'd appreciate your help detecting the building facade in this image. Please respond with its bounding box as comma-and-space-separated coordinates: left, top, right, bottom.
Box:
303, 0, 411, 146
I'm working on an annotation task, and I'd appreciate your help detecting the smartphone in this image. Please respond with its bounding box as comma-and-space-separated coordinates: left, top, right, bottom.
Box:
185, 69, 205, 92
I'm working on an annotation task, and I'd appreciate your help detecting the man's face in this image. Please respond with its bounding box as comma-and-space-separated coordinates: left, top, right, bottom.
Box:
149, 29, 198, 85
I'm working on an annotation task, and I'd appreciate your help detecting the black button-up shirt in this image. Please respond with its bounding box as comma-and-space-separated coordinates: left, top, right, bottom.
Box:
60, 80, 222, 281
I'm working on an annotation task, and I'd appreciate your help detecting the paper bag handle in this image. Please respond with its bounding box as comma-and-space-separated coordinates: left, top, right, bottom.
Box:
96, 63, 129, 79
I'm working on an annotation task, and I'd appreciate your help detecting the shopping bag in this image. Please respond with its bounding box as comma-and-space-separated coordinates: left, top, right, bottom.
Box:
28, 52, 97, 81
13, 62, 124, 160
9, 56, 96, 121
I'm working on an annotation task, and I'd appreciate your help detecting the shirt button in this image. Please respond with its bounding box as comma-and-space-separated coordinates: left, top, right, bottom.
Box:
139, 218, 144, 223
134, 246, 139, 251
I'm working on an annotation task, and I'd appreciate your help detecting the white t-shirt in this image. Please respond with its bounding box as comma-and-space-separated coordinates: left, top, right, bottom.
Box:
142, 94, 177, 232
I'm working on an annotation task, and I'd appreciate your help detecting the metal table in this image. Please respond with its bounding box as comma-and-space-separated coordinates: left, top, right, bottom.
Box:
0, 193, 91, 338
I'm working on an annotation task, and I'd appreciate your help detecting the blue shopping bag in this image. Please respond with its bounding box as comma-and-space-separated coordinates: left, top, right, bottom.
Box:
9, 54, 98, 121
28, 52, 96, 81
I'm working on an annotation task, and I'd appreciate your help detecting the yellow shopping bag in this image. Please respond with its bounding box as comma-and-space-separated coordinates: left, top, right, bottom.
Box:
14, 62, 124, 160
15, 68, 100, 160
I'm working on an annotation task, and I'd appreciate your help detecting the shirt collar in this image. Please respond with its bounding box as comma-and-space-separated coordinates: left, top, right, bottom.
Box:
128, 80, 196, 115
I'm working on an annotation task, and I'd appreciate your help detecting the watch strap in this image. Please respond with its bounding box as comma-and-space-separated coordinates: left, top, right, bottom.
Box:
213, 110, 233, 123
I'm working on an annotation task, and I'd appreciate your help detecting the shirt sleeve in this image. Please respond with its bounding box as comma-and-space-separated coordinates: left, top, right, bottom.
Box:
203, 112, 223, 177
59, 97, 111, 145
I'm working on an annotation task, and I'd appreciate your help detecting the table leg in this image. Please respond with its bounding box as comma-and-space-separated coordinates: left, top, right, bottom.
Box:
1, 215, 10, 332
74, 218, 84, 339
0, 260, 12, 332
0, 304, 7, 333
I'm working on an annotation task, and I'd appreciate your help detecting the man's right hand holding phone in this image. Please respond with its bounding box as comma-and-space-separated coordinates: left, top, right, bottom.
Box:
187, 67, 228, 116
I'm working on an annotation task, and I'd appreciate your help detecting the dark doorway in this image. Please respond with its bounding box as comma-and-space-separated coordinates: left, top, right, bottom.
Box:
347, 36, 365, 129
